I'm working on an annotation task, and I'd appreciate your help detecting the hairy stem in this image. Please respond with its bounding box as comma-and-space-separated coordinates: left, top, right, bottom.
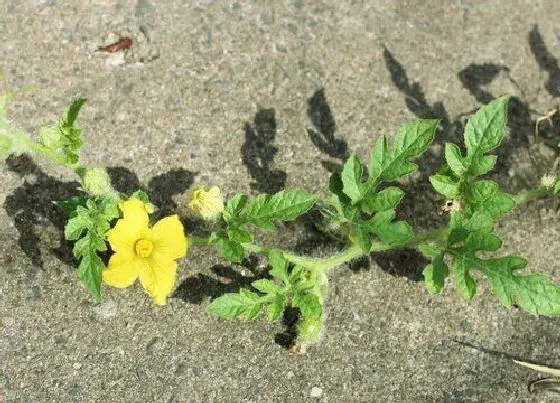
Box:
512, 186, 550, 205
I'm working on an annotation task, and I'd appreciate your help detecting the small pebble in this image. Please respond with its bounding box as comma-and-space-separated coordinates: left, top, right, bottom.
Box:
310, 387, 323, 398
93, 300, 118, 320
72, 362, 82, 370
286, 371, 295, 380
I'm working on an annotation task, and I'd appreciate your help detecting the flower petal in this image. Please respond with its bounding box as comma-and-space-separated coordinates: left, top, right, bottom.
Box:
138, 256, 177, 305
102, 251, 138, 288
149, 215, 187, 260
107, 199, 149, 254
119, 198, 151, 221
107, 215, 148, 254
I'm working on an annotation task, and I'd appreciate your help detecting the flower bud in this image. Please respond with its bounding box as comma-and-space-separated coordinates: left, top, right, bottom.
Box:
189, 186, 224, 220
82, 167, 115, 197
541, 173, 557, 189
296, 316, 323, 343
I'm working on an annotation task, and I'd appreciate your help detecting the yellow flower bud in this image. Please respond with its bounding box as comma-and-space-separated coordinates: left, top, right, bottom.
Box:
188, 186, 224, 220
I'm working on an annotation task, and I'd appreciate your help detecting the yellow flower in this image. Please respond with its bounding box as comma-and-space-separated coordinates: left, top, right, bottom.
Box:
188, 186, 224, 220
102, 198, 187, 305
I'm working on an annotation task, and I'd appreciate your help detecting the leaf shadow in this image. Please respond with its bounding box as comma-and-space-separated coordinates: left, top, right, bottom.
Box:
241, 108, 287, 194
3, 155, 80, 278
529, 24, 560, 98
172, 255, 264, 304
306, 88, 349, 172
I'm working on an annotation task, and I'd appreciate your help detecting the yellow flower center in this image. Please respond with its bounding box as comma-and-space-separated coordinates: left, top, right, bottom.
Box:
135, 239, 153, 258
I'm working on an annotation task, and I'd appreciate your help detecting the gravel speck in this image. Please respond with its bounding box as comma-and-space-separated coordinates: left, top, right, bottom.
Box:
93, 300, 118, 320
310, 387, 323, 398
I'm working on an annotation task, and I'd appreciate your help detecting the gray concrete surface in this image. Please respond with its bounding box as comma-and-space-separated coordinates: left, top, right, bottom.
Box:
2, 1, 560, 402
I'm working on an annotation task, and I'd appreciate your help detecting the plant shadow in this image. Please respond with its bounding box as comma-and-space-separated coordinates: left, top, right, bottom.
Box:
173, 255, 264, 304
3, 155, 200, 279
241, 108, 287, 194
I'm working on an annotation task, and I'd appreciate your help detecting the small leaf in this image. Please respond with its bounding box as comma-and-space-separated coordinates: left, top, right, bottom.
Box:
77, 249, 103, 301
209, 232, 245, 263
418, 243, 442, 259
481, 256, 560, 316
363, 210, 413, 246
361, 186, 404, 214
251, 279, 283, 295
39, 126, 61, 149
64, 98, 87, 126
369, 119, 439, 184
293, 294, 322, 320
464, 231, 502, 252
227, 228, 252, 244
223, 194, 248, 223
464, 96, 509, 176
452, 258, 477, 300
464, 181, 514, 219
355, 226, 372, 254
444, 143, 468, 177
208, 293, 249, 320
131, 190, 150, 205
268, 250, 289, 284
429, 174, 461, 198
328, 171, 352, 205
240, 189, 316, 230
64, 214, 92, 241
245, 303, 263, 321
423, 254, 449, 295
341, 155, 365, 203
266, 294, 285, 322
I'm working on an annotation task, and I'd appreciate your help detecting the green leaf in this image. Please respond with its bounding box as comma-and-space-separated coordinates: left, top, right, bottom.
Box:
444, 143, 468, 177
464, 181, 514, 219
64, 98, 87, 127
39, 126, 61, 149
341, 155, 365, 203
554, 180, 560, 195
355, 226, 372, 254
418, 243, 442, 259
464, 96, 509, 177
363, 210, 413, 246
251, 279, 283, 295
208, 232, 245, 263
452, 257, 477, 300
245, 302, 264, 321
361, 186, 404, 214
266, 294, 285, 322
429, 174, 461, 198
223, 194, 248, 223
268, 250, 289, 284
77, 247, 104, 301
208, 291, 262, 320
293, 294, 322, 320
463, 231, 502, 252
328, 171, 352, 205
369, 119, 439, 184
480, 256, 560, 316
227, 228, 252, 244
240, 189, 316, 230
64, 213, 93, 240
423, 254, 449, 295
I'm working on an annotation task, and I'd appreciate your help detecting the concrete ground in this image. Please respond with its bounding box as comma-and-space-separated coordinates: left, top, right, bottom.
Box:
2, 1, 560, 402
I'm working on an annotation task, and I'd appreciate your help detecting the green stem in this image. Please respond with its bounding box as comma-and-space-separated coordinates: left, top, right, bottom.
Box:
18, 132, 77, 171
512, 186, 550, 205
192, 228, 449, 273
191, 186, 550, 274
